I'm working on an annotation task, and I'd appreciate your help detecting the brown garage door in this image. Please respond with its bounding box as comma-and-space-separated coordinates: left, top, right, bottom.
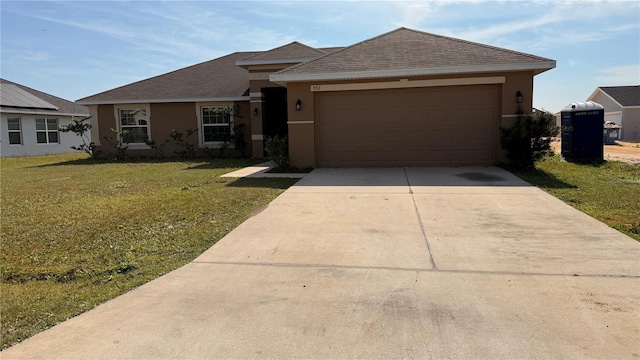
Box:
315, 84, 500, 167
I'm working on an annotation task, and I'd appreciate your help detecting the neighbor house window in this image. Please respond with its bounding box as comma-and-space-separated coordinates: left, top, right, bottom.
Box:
201, 107, 232, 142
7, 117, 22, 145
118, 108, 149, 143
36, 118, 59, 144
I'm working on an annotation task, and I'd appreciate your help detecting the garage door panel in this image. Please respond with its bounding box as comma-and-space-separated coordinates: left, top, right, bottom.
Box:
316, 85, 499, 167
449, 128, 495, 146
472, 149, 495, 163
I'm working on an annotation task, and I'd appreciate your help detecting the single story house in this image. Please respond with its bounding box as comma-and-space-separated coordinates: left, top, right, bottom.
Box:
1, 78, 90, 158
77, 27, 556, 167
586, 86, 640, 140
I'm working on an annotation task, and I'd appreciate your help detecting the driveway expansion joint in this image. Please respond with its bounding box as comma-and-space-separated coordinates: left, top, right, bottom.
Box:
191, 261, 639, 279
403, 167, 438, 270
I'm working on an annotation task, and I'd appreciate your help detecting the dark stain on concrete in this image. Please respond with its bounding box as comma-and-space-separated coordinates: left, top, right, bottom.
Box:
456, 172, 505, 182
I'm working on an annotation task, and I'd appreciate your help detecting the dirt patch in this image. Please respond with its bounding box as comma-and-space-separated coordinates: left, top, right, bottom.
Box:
550, 139, 640, 165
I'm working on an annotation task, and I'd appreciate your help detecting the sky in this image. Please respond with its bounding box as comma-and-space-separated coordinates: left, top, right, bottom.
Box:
1, 0, 638, 113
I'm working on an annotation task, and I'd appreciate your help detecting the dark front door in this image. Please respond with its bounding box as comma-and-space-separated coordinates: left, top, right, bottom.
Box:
262, 87, 289, 145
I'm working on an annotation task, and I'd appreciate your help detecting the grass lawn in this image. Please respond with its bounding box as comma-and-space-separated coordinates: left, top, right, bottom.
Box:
0, 154, 299, 350
511, 156, 640, 241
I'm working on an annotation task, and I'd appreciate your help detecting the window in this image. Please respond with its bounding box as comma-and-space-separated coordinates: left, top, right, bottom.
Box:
201, 107, 232, 142
119, 108, 149, 143
7, 118, 22, 145
36, 118, 59, 144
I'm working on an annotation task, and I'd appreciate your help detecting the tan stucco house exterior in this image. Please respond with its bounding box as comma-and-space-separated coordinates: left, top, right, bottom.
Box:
586, 86, 640, 140
77, 28, 556, 167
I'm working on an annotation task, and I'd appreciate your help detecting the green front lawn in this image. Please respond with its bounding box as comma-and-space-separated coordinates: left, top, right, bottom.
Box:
511, 157, 640, 241
0, 154, 299, 349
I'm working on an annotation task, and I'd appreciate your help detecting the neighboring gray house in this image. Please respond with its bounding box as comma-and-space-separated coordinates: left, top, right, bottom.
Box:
587, 85, 640, 140
1, 79, 90, 157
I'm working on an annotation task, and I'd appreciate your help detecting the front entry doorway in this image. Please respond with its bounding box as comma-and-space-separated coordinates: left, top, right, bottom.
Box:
262, 87, 288, 155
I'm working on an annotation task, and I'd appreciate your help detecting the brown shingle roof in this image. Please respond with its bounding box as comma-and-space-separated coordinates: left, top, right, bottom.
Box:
77, 52, 259, 104
599, 86, 640, 107
318, 47, 346, 54
272, 27, 555, 82
238, 42, 324, 63
1, 78, 89, 116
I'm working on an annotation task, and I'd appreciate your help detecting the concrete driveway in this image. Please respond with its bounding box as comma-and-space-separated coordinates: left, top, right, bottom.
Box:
3, 167, 639, 359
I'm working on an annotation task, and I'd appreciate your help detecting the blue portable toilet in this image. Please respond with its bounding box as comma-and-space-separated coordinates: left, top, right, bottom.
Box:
560, 101, 604, 161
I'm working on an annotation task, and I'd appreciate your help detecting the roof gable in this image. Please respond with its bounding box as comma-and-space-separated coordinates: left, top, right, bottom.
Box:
77, 52, 258, 105
597, 86, 640, 107
271, 27, 556, 82
237, 42, 325, 66
0, 78, 88, 116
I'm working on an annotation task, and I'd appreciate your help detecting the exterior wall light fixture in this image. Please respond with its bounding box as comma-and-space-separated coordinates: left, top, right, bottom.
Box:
516, 90, 523, 104
295, 99, 302, 111
253, 107, 258, 116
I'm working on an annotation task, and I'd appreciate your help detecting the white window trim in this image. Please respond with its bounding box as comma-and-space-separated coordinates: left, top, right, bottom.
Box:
114, 104, 151, 149
35, 118, 60, 145
195, 102, 235, 148
7, 117, 22, 146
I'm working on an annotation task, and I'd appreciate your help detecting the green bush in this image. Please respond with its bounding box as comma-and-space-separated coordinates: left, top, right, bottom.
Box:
265, 135, 289, 169
500, 110, 559, 169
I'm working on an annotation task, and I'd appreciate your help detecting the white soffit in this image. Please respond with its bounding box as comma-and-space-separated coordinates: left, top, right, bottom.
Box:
271, 61, 557, 83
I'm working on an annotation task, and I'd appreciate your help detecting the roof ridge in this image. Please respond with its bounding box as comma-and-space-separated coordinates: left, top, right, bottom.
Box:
272, 28, 405, 76
272, 27, 555, 81
274, 26, 551, 74
240, 41, 324, 61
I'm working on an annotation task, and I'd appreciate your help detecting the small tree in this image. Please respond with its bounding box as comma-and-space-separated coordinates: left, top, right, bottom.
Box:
59, 116, 99, 158
102, 129, 130, 160
170, 129, 198, 158
145, 138, 170, 158
500, 110, 559, 169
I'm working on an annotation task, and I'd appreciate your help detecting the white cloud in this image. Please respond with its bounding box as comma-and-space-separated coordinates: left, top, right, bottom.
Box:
390, 1, 434, 29
2, 49, 53, 63
596, 65, 640, 85
447, 1, 637, 51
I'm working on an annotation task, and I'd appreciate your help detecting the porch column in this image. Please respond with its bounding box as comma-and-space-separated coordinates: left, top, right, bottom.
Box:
250, 92, 264, 158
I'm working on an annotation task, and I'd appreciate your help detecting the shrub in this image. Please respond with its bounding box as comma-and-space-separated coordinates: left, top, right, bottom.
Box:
265, 135, 289, 169
102, 128, 129, 160
233, 123, 248, 158
170, 129, 198, 158
500, 110, 559, 169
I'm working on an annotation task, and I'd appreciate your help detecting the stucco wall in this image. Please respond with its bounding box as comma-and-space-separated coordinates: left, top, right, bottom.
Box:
96, 104, 116, 143
1, 112, 87, 157
93, 101, 251, 158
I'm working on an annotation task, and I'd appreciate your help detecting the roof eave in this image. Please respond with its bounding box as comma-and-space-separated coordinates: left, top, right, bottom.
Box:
270, 61, 557, 83
76, 96, 250, 106
587, 88, 625, 108
0, 108, 89, 117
